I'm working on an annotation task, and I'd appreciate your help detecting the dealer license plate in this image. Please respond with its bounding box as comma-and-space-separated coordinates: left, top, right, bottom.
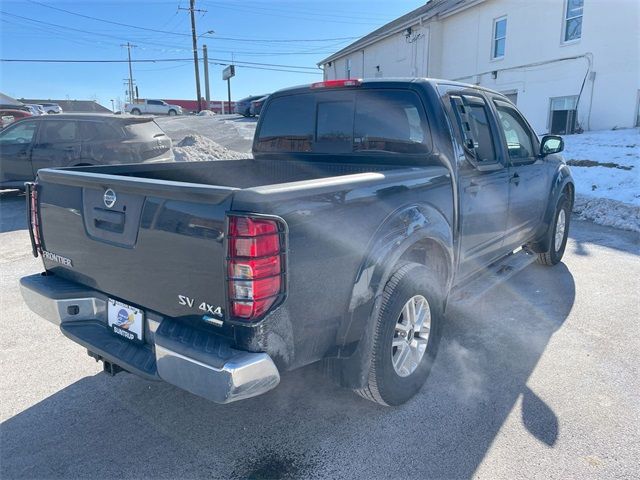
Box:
107, 299, 144, 343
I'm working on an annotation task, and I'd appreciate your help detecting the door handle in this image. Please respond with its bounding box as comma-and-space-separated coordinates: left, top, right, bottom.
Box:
464, 182, 480, 195
510, 173, 520, 186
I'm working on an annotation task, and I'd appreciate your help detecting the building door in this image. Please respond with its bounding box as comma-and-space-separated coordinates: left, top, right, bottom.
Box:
549, 95, 578, 134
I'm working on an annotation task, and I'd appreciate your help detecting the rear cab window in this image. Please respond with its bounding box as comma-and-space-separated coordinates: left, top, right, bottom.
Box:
255, 87, 431, 157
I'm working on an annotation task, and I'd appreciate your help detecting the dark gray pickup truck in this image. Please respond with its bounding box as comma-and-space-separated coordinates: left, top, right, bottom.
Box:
20, 79, 574, 406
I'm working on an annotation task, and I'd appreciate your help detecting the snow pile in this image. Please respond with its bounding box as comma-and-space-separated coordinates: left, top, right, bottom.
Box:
563, 128, 639, 231
197, 110, 216, 116
173, 134, 251, 162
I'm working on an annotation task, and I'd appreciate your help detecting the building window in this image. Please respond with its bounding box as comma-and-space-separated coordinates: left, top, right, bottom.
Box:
492, 17, 507, 59
564, 0, 583, 42
549, 95, 578, 134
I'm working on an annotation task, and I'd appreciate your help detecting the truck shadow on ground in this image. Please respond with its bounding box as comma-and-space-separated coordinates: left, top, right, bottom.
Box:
0, 190, 26, 233
1, 261, 576, 479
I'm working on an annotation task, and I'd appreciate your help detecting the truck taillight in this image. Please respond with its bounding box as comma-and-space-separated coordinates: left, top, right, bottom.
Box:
227, 216, 286, 321
26, 182, 42, 257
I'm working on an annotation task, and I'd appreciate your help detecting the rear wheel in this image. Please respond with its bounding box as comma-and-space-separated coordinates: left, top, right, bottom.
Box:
537, 195, 571, 266
355, 262, 443, 406
130, 108, 141, 115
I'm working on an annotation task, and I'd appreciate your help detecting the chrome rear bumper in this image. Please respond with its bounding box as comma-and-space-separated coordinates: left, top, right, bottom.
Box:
20, 273, 280, 404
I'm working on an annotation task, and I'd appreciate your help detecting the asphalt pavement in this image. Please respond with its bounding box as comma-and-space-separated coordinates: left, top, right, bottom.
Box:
1, 188, 638, 479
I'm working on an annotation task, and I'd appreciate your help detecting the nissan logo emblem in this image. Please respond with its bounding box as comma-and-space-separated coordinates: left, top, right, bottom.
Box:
103, 189, 117, 208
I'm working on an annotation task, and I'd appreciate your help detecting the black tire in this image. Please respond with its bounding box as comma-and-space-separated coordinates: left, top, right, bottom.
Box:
537, 195, 571, 266
130, 108, 141, 115
168, 109, 177, 116
355, 262, 444, 406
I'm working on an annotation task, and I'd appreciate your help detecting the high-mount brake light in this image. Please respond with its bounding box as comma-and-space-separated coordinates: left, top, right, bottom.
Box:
227, 215, 285, 321
310, 79, 362, 89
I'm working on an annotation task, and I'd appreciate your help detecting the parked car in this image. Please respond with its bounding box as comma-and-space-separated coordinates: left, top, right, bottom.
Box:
26, 104, 47, 115
249, 95, 270, 116
24, 105, 41, 116
20, 78, 573, 406
0, 109, 31, 128
234, 94, 267, 117
124, 99, 182, 116
0, 103, 31, 113
39, 103, 63, 114
0, 114, 173, 189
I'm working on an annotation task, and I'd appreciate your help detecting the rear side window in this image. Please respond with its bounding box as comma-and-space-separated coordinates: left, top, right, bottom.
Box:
450, 95, 497, 163
124, 120, 166, 139
79, 121, 122, 141
39, 120, 79, 143
255, 89, 430, 154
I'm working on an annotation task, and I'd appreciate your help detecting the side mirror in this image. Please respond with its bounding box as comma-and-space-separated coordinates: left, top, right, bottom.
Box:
540, 135, 564, 156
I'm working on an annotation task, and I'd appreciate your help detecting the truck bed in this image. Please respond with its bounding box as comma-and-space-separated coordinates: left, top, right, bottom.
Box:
61, 158, 399, 190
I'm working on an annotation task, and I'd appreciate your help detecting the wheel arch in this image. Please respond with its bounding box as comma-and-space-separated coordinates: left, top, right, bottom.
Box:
326, 203, 453, 389
530, 163, 574, 253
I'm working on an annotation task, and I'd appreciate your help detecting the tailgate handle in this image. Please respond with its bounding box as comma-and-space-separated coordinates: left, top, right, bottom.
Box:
93, 208, 125, 233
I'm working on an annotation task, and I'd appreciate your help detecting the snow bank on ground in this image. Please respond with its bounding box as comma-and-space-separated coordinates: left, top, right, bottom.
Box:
574, 195, 640, 232
562, 128, 639, 231
173, 134, 251, 162
197, 110, 216, 116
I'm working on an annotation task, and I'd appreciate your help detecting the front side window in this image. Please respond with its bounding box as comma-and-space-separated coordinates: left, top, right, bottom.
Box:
494, 101, 536, 161
0, 120, 37, 144
564, 0, 583, 42
493, 17, 507, 59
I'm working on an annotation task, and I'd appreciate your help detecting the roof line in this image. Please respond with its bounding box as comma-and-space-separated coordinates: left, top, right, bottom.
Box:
317, 0, 483, 66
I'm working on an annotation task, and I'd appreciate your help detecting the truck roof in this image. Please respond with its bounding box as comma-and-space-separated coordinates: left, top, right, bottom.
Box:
269, 77, 497, 97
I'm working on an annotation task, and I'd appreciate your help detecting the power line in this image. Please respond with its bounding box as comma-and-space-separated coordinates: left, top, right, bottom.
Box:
22, 0, 364, 43
0, 57, 321, 73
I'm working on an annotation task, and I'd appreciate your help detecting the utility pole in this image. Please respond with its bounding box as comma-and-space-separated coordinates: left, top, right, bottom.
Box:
121, 42, 136, 104
180, 0, 206, 113
203, 44, 210, 109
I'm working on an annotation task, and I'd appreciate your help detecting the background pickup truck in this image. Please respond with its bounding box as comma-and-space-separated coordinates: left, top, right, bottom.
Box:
124, 99, 183, 116
21, 78, 574, 406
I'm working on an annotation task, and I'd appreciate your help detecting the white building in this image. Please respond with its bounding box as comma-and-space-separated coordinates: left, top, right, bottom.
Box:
318, 0, 640, 134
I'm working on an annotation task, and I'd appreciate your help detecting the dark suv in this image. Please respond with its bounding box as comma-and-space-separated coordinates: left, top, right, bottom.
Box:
234, 95, 268, 117
0, 114, 173, 189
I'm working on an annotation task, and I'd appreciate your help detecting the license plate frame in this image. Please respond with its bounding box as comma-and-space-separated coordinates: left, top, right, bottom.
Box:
107, 298, 144, 344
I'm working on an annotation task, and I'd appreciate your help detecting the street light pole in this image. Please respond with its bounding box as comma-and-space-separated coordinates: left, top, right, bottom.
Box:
203, 44, 210, 109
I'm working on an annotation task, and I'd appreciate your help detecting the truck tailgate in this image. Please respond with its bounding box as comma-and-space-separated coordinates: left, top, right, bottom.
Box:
34, 168, 235, 324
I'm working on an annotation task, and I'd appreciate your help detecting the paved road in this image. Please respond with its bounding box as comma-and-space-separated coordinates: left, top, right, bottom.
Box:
1, 190, 638, 479
156, 114, 257, 153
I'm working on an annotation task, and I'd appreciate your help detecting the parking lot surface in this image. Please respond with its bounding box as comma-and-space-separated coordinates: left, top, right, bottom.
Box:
1, 189, 638, 479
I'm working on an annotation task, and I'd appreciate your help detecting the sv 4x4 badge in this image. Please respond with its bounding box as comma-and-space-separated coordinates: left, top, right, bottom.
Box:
178, 295, 224, 324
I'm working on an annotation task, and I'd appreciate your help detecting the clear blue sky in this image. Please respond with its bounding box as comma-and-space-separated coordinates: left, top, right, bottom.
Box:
0, 0, 424, 109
